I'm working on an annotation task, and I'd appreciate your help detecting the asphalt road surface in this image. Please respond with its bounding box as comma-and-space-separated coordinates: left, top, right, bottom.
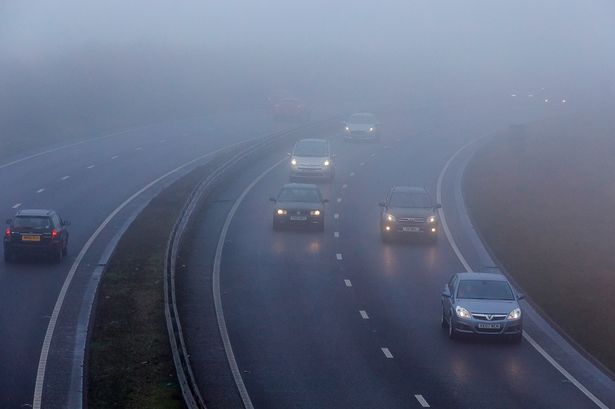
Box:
0, 109, 293, 408
180, 101, 615, 408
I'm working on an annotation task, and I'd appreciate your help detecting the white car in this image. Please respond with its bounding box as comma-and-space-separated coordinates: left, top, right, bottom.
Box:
289, 138, 334, 182
343, 113, 380, 142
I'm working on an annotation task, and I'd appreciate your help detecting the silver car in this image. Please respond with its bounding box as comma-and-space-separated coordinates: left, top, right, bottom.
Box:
289, 138, 334, 181
441, 272, 524, 342
343, 112, 380, 142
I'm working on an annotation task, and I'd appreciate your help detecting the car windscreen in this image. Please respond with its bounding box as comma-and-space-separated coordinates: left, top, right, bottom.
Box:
389, 191, 432, 208
278, 188, 321, 203
456, 280, 515, 300
13, 216, 52, 230
293, 141, 328, 157
349, 114, 375, 124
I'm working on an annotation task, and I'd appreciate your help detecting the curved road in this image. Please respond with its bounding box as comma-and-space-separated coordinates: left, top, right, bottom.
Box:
181, 102, 615, 408
0, 109, 294, 408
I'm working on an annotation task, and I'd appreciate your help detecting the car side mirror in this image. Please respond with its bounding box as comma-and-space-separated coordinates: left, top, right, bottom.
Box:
62, 220, 71, 226
6, 218, 12, 225
435, 204, 442, 209
286, 152, 292, 157
378, 202, 386, 207
322, 199, 329, 204
269, 197, 277, 202
332, 153, 337, 158
517, 293, 525, 300
441, 290, 451, 298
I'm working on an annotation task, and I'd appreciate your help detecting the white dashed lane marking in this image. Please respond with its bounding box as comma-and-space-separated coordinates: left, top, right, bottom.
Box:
135, 147, 143, 151
370, 153, 376, 158
381, 348, 394, 359
111, 155, 119, 160
336, 253, 343, 260
334, 213, 339, 219
349, 172, 355, 177
36, 188, 45, 194
334, 232, 339, 238
344, 279, 352, 287
61, 176, 70, 181
160, 139, 167, 143
337, 198, 342, 203
342, 184, 348, 189
360, 162, 365, 166
359, 310, 369, 319
12, 203, 22, 209
86, 165, 95, 169
415, 395, 430, 407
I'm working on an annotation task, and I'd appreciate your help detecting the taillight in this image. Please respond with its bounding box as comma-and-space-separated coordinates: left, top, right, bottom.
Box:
4, 228, 10, 238
51, 229, 58, 239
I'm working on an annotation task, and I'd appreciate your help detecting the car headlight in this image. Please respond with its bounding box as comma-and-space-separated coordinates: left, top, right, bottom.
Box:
455, 306, 472, 320
369, 127, 374, 132
323, 160, 330, 167
386, 213, 396, 222
428, 216, 436, 223
276, 209, 287, 215
507, 308, 521, 320
310, 210, 321, 216
290, 158, 297, 166
345, 126, 350, 131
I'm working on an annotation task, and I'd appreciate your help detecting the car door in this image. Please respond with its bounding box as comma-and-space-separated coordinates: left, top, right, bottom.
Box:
443, 274, 457, 319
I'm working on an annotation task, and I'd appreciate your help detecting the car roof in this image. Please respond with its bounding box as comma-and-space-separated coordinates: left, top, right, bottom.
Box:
296, 138, 327, 144
456, 272, 509, 282
15, 209, 55, 217
391, 186, 427, 194
281, 183, 319, 190
350, 112, 375, 117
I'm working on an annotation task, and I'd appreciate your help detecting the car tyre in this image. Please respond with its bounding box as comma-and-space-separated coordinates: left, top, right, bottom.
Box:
53, 246, 64, 263
448, 316, 458, 340
4, 249, 14, 264
441, 306, 448, 329
316, 222, 325, 232
273, 220, 281, 231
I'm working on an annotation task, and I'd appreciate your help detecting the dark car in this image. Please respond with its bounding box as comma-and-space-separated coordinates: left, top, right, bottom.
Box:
273, 98, 310, 122
270, 183, 327, 231
4, 209, 70, 263
441, 272, 524, 342
379, 186, 441, 243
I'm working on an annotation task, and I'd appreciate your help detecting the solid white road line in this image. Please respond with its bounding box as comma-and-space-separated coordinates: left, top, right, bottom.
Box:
86, 165, 95, 169
437, 139, 609, 409
334, 213, 339, 219
344, 279, 352, 287
212, 158, 287, 409
33, 143, 252, 409
414, 394, 430, 407
336, 253, 343, 260
36, 188, 45, 194
381, 348, 394, 359
61, 176, 70, 181
12, 203, 22, 209
359, 310, 369, 319
334, 232, 340, 238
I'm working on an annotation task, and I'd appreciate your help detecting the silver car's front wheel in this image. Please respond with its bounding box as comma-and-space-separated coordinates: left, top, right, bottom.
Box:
448, 313, 457, 339
441, 306, 448, 328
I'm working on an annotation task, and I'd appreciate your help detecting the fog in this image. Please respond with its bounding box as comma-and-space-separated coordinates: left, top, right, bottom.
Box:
2, 0, 615, 152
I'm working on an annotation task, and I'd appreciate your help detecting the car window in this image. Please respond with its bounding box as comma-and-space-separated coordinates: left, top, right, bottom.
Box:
456, 280, 514, 300
52, 214, 61, 228
278, 188, 321, 203
389, 191, 432, 208
14, 216, 52, 230
293, 141, 328, 157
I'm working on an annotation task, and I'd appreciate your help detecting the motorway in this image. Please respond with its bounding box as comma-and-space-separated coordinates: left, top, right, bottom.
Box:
0, 109, 292, 408
179, 102, 615, 408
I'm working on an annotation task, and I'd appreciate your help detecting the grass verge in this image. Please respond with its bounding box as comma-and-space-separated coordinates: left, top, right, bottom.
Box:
464, 115, 615, 373
87, 155, 231, 409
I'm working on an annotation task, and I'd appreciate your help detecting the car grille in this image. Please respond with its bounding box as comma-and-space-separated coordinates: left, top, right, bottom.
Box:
472, 313, 507, 321
398, 217, 426, 223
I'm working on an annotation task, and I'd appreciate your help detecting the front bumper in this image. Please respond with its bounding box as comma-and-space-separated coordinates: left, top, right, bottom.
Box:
4, 241, 60, 255
274, 213, 323, 226
382, 223, 438, 235
290, 167, 333, 179
452, 317, 523, 336
344, 131, 378, 140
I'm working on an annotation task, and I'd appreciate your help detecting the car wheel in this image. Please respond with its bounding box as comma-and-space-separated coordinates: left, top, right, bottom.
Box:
448, 315, 458, 339
62, 240, 68, 257
4, 249, 14, 264
441, 306, 448, 328
430, 235, 438, 244
317, 222, 325, 232
273, 220, 281, 231
53, 246, 64, 263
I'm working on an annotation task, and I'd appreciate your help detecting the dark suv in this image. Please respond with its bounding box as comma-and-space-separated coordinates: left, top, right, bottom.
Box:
4, 209, 70, 263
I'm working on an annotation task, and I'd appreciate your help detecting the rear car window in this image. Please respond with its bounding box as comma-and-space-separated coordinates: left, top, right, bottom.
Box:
14, 216, 52, 230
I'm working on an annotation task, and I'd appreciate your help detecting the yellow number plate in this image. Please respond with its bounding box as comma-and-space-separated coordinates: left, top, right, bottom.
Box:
21, 235, 41, 242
